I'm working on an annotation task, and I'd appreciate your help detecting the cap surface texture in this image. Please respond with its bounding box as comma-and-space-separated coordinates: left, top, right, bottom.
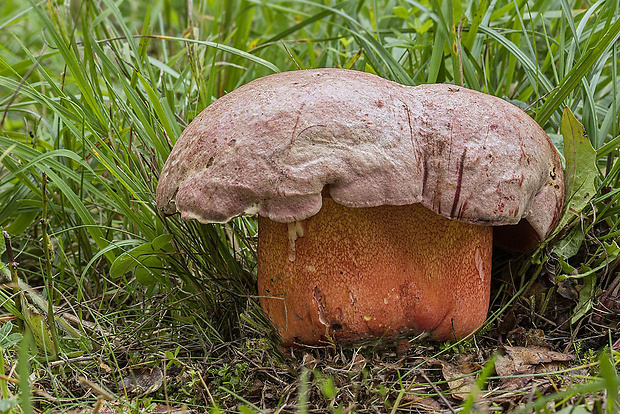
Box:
156, 69, 564, 240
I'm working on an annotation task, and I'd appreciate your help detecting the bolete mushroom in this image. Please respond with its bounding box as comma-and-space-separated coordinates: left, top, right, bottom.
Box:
156, 69, 564, 346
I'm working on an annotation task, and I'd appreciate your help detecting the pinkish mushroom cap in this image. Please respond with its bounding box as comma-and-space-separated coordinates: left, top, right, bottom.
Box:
156, 69, 564, 244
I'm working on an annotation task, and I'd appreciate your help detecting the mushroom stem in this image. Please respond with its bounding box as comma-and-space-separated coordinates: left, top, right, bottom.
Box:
258, 197, 493, 346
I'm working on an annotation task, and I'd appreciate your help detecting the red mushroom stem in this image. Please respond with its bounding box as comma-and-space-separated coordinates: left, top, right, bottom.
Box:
258, 197, 492, 346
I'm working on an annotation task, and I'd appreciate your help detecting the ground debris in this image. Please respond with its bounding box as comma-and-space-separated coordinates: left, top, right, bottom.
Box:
65, 402, 193, 414
435, 355, 481, 400
495, 345, 574, 391
118, 366, 164, 396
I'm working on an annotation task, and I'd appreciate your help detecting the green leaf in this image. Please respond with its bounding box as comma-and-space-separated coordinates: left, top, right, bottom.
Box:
570, 272, 596, 324
557, 107, 597, 230
4, 211, 38, 235
109, 234, 173, 286
392, 6, 409, 19
134, 255, 165, 286
0, 322, 21, 349
599, 352, 619, 414
0, 322, 10, 340
0, 397, 19, 411
22, 309, 54, 356
553, 225, 584, 259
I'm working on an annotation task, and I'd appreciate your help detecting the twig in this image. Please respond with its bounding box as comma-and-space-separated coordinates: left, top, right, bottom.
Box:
280, 40, 301, 70
598, 255, 620, 306
421, 373, 456, 414
0, 374, 19, 385
78, 377, 115, 401
48, 356, 95, 367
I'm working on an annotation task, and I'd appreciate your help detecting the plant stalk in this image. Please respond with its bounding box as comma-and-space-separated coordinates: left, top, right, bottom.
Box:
41, 173, 60, 359
0, 348, 8, 399
3, 231, 23, 331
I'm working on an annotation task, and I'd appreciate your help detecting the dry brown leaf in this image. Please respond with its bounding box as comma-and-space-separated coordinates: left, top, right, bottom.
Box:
99, 360, 112, 374
150, 404, 194, 413
440, 360, 478, 400
67, 401, 120, 414
248, 379, 264, 397
68, 402, 192, 414
496, 346, 574, 390
557, 278, 579, 300
119, 366, 163, 396
506, 327, 551, 348
505, 345, 574, 366
405, 396, 443, 412
301, 353, 318, 369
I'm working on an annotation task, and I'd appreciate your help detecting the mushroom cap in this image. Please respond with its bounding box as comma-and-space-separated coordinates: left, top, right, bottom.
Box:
156, 69, 564, 241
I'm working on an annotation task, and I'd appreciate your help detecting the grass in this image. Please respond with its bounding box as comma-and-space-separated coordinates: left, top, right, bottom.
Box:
0, 0, 619, 412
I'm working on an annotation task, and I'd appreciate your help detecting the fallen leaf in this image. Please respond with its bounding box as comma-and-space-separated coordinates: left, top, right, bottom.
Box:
505, 345, 573, 366
505, 327, 551, 348
404, 396, 443, 411
99, 360, 112, 374
248, 379, 264, 396
557, 278, 579, 301
496, 346, 574, 390
67, 402, 192, 414
67, 401, 120, 414
119, 366, 163, 396
301, 353, 318, 369
439, 359, 479, 400
150, 404, 194, 413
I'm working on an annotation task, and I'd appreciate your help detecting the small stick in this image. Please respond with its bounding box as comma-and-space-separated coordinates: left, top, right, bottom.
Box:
78, 377, 115, 401
421, 373, 456, 414
3, 231, 23, 330
281, 40, 301, 70
48, 355, 94, 367
0, 374, 19, 385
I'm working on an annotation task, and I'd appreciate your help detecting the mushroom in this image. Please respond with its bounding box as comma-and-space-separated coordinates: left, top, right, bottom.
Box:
156, 69, 564, 346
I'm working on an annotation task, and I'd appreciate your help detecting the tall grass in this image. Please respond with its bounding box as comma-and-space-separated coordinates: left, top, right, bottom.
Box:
0, 0, 619, 411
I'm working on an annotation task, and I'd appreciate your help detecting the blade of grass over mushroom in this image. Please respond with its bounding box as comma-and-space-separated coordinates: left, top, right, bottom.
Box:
255, 1, 350, 47
477, 25, 554, 94
153, 36, 281, 74
536, 14, 620, 126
